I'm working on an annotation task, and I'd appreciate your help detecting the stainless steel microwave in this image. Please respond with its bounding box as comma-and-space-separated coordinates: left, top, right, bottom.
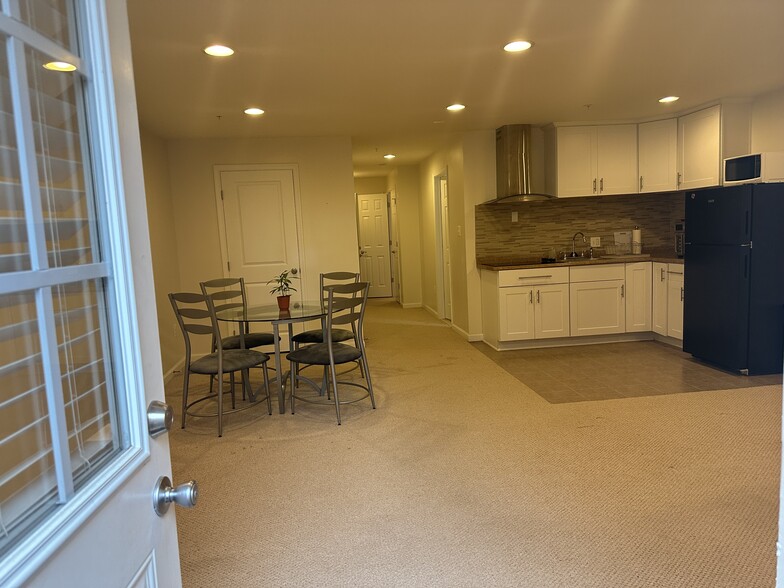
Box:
723, 152, 784, 185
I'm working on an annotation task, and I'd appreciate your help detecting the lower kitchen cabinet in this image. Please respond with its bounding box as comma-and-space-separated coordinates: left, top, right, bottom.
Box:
481, 267, 570, 346
569, 265, 626, 336
625, 262, 652, 332
652, 262, 684, 340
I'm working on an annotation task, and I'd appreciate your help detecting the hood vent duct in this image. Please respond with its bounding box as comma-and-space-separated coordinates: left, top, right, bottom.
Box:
495, 124, 555, 203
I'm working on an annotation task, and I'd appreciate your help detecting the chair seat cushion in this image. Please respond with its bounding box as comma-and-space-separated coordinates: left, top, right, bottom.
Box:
190, 349, 269, 374
291, 328, 354, 344
221, 332, 275, 349
287, 342, 362, 366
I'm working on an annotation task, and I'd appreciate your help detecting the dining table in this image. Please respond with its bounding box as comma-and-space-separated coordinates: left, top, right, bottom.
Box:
215, 301, 326, 413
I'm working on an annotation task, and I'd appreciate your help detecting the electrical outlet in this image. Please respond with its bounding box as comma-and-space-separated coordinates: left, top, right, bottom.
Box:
590, 236, 601, 247
511, 211, 518, 223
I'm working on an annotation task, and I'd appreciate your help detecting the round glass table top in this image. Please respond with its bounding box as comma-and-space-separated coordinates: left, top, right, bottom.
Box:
215, 302, 324, 323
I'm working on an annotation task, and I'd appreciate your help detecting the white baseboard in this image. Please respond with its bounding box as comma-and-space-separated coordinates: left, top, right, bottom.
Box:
450, 323, 483, 342
652, 333, 684, 349
401, 302, 422, 309
423, 305, 440, 319
163, 357, 186, 383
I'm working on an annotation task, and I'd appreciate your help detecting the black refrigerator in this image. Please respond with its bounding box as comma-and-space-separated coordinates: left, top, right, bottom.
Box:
683, 183, 784, 375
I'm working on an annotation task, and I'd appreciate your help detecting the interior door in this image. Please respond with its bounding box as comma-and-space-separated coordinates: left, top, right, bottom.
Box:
0, 2, 181, 586
356, 193, 392, 297
219, 167, 302, 305
388, 191, 402, 303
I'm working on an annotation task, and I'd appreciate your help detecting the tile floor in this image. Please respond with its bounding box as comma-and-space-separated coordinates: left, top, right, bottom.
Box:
471, 340, 782, 403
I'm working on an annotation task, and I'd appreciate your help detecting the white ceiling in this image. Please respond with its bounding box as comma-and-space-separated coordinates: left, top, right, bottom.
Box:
127, 0, 784, 177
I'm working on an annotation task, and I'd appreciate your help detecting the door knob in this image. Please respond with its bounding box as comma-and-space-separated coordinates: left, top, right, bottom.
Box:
153, 476, 198, 516
147, 400, 173, 438
290, 268, 298, 275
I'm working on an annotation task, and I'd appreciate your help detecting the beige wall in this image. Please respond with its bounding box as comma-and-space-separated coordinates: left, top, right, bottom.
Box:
166, 136, 358, 307
388, 165, 423, 306
140, 128, 182, 375
354, 176, 388, 194
751, 86, 784, 152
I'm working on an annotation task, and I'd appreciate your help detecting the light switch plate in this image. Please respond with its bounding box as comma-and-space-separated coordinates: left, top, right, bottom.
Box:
590, 236, 601, 247
511, 211, 518, 223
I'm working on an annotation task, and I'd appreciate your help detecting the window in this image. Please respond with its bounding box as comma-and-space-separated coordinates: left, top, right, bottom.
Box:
0, 1, 124, 555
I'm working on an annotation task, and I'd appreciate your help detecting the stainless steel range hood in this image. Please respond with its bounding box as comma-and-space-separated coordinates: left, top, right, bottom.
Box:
495, 124, 554, 203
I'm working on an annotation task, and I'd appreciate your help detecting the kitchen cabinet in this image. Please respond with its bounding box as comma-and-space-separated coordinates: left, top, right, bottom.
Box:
624, 262, 652, 332
677, 105, 720, 190
638, 118, 677, 193
652, 262, 684, 340
481, 268, 569, 347
569, 265, 626, 336
554, 125, 638, 197
666, 266, 684, 339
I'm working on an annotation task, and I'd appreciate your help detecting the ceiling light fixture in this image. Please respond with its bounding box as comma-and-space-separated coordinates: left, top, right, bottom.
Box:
204, 45, 234, 57
659, 96, 680, 104
503, 40, 533, 52
244, 107, 265, 115
43, 61, 76, 72
447, 104, 465, 112
384, 154, 396, 159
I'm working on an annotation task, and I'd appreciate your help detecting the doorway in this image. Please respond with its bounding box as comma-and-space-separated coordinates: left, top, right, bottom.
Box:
434, 172, 452, 320
356, 192, 393, 298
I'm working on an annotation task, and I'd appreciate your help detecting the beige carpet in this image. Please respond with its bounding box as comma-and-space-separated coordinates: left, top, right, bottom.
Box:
167, 300, 781, 587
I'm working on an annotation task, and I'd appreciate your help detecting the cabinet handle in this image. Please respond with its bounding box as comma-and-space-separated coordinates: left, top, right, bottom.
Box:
592, 178, 597, 193
660, 268, 665, 282
680, 287, 684, 302
529, 290, 533, 304
536, 290, 540, 303
677, 171, 682, 186
667, 270, 683, 276
518, 275, 552, 280
620, 284, 625, 298
639, 176, 643, 191
600, 177, 604, 192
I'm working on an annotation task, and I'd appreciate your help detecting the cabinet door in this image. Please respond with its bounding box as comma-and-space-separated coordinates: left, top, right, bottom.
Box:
678, 105, 721, 190
569, 280, 626, 336
652, 262, 668, 335
597, 124, 638, 195
499, 286, 535, 341
556, 126, 597, 197
625, 262, 652, 332
667, 268, 684, 339
534, 283, 570, 339
639, 119, 678, 193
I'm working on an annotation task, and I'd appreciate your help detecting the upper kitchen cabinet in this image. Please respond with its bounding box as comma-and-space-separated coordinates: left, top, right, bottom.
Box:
638, 118, 677, 193
677, 105, 720, 190
676, 103, 752, 190
550, 124, 638, 197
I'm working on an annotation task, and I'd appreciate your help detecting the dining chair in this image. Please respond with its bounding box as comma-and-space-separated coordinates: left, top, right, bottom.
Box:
201, 277, 277, 399
286, 282, 375, 424
169, 291, 272, 437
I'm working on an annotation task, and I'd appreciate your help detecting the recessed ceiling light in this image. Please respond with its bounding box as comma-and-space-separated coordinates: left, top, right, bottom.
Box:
383, 154, 396, 159
659, 96, 680, 104
204, 45, 234, 57
244, 107, 265, 115
447, 104, 466, 112
503, 40, 533, 52
43, 61, 76, 72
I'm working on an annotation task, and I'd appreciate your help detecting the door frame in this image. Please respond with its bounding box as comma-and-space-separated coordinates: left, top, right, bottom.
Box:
212, 163, 306, 287
388, 190, 402, 303
433, 170, 451, 319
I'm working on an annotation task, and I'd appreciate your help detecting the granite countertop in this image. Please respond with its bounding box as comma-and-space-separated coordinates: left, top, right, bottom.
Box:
477, 249, 684, 271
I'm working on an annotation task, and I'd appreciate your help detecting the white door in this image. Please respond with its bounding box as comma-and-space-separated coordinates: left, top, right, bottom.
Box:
667, 268, 685, 340
569, 280, 626, 336
596, 124, 638, 195
0, 2, 181, 586
678, 105, 721, 190
499, 287, 535, 341
439, 178, 452, 319
624, 262, 652, 332
218, 167, 302, 305
356, 193, 392, 297
652, 263, 669, 336
639, 118, 678, 193
556, 126, 597, 197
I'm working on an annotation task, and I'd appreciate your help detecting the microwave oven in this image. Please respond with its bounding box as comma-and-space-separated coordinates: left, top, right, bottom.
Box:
723, 152, 784, 185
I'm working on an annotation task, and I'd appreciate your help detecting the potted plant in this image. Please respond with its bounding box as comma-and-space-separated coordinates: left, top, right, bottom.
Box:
267, 269, 298, 310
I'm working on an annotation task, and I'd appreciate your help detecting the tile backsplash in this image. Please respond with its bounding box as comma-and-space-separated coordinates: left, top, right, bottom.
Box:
475, 192, 685, 259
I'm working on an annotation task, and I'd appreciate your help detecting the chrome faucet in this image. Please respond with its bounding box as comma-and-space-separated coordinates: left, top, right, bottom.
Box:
568, 231, 586, 258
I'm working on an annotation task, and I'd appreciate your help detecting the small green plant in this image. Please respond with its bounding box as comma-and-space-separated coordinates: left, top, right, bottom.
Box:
267, 269, 298, 296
